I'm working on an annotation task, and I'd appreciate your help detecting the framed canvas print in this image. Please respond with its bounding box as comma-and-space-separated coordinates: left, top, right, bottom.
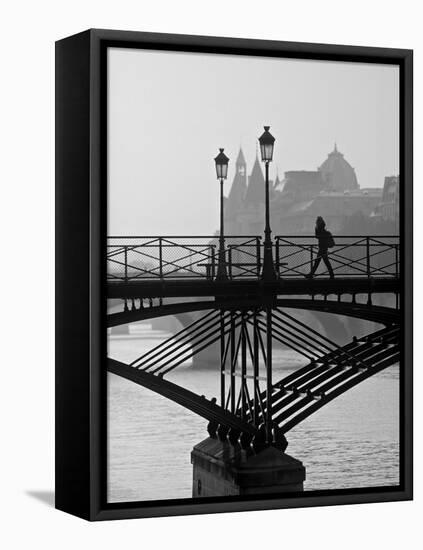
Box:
55, 29, 413, 521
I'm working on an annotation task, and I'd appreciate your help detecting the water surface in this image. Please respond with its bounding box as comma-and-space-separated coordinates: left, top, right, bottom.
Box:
107, 324, 399, 503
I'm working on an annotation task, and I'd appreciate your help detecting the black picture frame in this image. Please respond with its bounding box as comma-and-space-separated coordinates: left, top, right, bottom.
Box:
55, 28, 413, 521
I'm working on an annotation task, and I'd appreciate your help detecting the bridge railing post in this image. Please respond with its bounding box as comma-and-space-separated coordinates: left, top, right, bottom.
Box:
241, 313, 247, 420
124, 246, 128, 282
395, 243, 399, 278
253, 309, 260, 426
220, 310, 225, 407
159, 237, 163, 279
366, 237, 371, 278
230, 312, 236, 414
211, 245, 216, 280
228, 246, 233, 280
275, 237, 280, 278
256, 238, 261, 278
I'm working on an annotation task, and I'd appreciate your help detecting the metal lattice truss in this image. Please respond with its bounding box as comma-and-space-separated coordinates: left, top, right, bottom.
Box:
128, 310, 254, 376
108, 307, 400, 443
251, 318, 399, 434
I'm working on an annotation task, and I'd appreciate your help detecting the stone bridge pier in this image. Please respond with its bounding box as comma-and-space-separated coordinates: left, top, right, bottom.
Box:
191, 438, 305, 497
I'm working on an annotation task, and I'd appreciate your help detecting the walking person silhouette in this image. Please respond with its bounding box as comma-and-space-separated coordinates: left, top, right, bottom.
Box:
305, 216, 335, 279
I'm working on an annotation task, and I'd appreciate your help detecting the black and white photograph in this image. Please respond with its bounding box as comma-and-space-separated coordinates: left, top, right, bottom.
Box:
2, 0, 420, 545
106, 46, 404, 503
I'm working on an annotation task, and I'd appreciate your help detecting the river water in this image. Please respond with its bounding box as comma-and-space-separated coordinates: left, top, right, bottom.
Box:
107, 323, 399, 503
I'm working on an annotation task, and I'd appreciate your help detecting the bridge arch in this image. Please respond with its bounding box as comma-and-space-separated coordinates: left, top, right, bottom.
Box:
108, 298, 398, 375
108, 298, 399, 328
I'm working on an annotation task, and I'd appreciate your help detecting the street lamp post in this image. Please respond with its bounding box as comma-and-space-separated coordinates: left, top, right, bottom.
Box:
258, 126, 277, 445
214, 148, 229, 281
258, 126, 277, 282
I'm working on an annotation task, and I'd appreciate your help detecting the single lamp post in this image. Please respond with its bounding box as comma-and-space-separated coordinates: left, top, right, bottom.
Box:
214, 148, 229, 280
258, 126, 277, 444
258, 126, 277, 281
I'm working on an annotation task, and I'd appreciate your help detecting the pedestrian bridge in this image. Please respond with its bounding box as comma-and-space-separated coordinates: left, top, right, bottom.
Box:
107, 234, 401, 449
107, 235, 400, 300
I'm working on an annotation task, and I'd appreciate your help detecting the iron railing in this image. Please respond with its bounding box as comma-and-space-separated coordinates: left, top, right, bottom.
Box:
107, 235, 399, 281
275, 236, 399, 279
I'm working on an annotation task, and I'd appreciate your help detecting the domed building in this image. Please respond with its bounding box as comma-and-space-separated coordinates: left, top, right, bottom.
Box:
318, 143, 359, 192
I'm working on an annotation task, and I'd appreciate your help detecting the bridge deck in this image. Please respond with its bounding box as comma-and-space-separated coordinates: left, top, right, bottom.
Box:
108, 276, 399, 299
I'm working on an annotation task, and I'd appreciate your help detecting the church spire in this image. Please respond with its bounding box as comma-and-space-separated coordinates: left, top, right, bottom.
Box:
236, 147, 246, 167
226, 147, 248, 218
274, 168, 281, 189
245, 155, 265, 205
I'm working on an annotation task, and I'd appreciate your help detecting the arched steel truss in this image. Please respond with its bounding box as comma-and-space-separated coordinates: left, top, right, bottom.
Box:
107, 302, 400, 448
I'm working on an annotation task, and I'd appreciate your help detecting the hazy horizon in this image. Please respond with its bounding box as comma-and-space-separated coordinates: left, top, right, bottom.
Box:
108, 48, 399, 235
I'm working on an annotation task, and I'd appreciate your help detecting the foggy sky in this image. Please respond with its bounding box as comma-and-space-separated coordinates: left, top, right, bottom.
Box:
108, 47, 399, 236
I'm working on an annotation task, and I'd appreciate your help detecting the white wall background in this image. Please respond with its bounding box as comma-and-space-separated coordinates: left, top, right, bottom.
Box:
0, 1, 420, 548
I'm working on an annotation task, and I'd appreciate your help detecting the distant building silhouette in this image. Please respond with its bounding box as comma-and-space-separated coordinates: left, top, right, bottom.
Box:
226, 148, 248, 223
224, 144, 391, 235
371, 176, 399, 230
318, 143, 359, 192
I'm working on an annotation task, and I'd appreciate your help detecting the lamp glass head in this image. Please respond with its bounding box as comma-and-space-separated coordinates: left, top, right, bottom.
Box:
258, 126, 275, 162
214, 148, 229, 179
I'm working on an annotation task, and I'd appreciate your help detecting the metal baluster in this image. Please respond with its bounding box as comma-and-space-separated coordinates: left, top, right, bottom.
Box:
253, 309, 260, 426
159, 238, 163, 279
230, 312, 236, 414
220, 310, 225, 408
366, 237, 371, 278
395, 244, 399, 278
211, 246, 216, 280
241, 312, 247, 420
256, 238, 261, 278
124, 246, 128, 282
228, 246, 233, 280
275, 237, 280, 278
